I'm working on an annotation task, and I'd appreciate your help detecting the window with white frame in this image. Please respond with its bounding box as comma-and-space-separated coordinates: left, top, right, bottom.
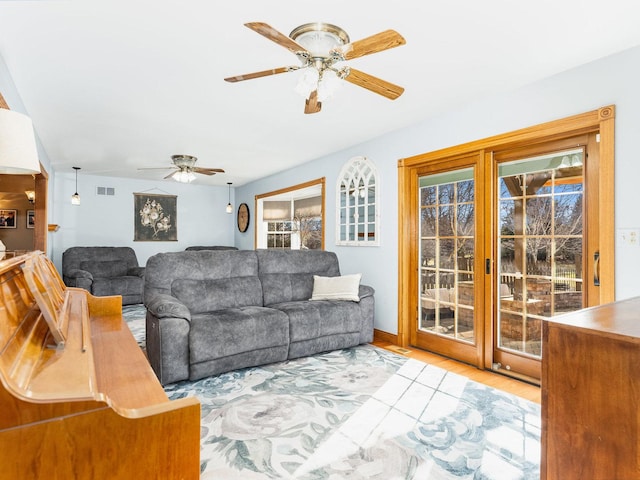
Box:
256, 179, 325, 250
336, 156, 379, 246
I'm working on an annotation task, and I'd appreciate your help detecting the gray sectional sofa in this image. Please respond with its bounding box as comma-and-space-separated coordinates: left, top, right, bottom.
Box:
143, 249, 375, 385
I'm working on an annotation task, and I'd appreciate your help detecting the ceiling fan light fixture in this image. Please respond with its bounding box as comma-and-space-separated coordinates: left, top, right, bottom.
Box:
172, 169, 196, 183
317, 69, 344, 102
289, 23, 349, 58
294, 68, 320, 98
225, 21, 406, 114
171, 154, 197, 168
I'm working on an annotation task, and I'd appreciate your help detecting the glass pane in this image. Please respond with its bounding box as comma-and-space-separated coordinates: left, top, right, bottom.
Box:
457, 203, 474, 236
438, 239, 455, 269
526, 197, 552, 236
421, 239, 436, 268
526, 237, 551, 276
457, 239, 474, 272
499, 177, 514, 199
439, 184, 454, 204
421, 207, 436, 238
554, 193, 582, 235
527, 278, 551, 316
499, 199, 516, 234
458, 180, 474, 203
438, 205, 454, 237
458, 275, 474, 306
421, 186, 436, 206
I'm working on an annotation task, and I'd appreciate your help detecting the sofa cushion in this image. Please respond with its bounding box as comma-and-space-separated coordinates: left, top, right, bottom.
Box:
92, 276, 144, 297
171, 277, 263, 314
310, 274, 362, 302
257, 250, 340, 305
189, 306, 289, 364
271, 300, 362, 343
80, 260, 128, 278
144, 250, 259, 299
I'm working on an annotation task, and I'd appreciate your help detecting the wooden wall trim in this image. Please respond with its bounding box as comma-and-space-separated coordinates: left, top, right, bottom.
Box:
373, 329, 398, 345
399, 107, 608, 168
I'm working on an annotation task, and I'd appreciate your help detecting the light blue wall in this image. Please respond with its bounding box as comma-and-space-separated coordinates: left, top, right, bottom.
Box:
50, 172, 235, 271
236, 45, 640, 335
4, 46, 640, 335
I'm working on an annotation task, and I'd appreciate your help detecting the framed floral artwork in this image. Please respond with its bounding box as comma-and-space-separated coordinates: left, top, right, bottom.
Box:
133, 193, 177, 241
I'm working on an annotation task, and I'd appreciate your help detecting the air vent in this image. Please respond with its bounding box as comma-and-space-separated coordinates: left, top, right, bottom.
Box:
96, 186, 115, 196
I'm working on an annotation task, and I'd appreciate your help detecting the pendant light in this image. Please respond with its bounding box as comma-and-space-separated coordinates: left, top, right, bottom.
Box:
71, 166, 81, 205
226, 182, 233, 213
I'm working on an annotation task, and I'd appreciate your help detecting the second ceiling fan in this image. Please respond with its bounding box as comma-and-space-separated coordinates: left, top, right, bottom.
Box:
224, 22, 406, 114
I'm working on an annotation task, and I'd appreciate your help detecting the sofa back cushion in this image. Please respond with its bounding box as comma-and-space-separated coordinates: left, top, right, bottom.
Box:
172, 277, 262, 313
144, 250, 260, 303
256, 250, 341, 305
63, 246, 140, 277
80, 260, 128, 278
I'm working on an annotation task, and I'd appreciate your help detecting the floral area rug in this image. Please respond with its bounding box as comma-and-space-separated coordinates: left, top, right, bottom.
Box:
122, 304, 541, 479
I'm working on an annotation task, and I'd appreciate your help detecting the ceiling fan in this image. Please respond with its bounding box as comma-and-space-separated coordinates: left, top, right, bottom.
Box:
224, 22, 406, 114
138, 155, 225, 183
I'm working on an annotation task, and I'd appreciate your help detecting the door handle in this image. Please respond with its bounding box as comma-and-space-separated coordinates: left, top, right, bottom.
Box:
593, 251, 600, 286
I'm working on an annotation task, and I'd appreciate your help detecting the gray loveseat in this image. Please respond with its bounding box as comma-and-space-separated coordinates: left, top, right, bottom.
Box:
62, 246, 145, 305
144, 249, 374, 384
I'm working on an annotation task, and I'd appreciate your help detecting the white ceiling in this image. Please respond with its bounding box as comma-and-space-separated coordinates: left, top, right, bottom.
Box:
1, 0, 639, 186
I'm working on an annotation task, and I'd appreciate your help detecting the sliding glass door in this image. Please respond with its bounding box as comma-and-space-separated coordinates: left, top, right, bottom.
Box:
494, 149, 585, 378
399, 106, 614, 382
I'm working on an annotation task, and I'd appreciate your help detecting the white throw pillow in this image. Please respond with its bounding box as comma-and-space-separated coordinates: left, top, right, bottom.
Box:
310, 273, 362, 302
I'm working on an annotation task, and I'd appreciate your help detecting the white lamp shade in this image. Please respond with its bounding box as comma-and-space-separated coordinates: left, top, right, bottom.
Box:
0, 108, 40, 174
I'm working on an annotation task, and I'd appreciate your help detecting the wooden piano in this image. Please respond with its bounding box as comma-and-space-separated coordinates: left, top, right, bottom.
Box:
0, 252, 200, 479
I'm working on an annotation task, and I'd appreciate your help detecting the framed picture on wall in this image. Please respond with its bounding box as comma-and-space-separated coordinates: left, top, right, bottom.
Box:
133, 193, 178, 241
0, 210, 17, 229
27, 210, 35, 229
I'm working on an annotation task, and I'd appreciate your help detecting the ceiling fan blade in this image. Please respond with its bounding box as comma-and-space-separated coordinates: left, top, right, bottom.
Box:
138, 166, 175, 171
304, 90, 322, 114
224, 66, 295, 83
244, 22, 307, 54
163, 172, 176, 180
344, 68, 404, 100
341, 29, 406, 60
193, 167, 225, 175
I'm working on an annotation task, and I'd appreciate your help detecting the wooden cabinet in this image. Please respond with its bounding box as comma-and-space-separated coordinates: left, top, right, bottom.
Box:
541, 297, 640, 479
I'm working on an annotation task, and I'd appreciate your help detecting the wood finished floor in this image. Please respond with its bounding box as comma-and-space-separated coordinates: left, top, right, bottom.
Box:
372, 340, 541, 404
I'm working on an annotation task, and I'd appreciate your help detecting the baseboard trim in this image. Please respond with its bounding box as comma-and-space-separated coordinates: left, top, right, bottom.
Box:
373, 329, 398, 344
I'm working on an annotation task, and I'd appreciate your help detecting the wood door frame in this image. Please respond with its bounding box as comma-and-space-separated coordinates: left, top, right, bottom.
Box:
397, 106, 615, 369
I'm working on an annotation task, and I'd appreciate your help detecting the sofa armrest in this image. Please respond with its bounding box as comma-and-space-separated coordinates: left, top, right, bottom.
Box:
145, 294, 191, 321
64, 269, 93, 290
66, 268, 93, 280
358, 284, 375, 301
127, 266, 145, 277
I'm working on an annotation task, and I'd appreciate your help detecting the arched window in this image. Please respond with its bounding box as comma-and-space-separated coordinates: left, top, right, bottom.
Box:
336, 156, 379, 246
